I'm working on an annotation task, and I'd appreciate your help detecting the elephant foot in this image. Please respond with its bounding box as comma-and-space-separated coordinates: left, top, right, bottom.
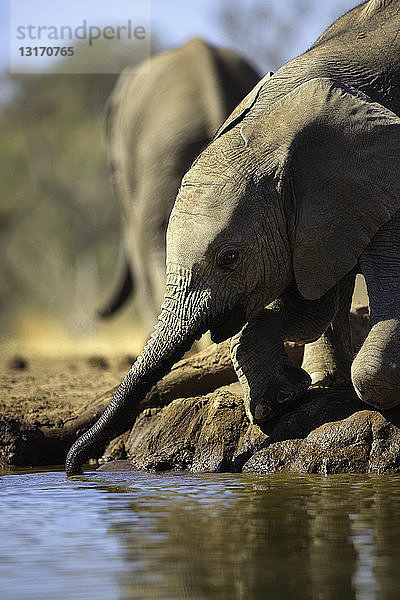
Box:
301, 332, 352, 389
246, 363, 311, 424
351, 320, 400, 410
308, 369, 350, 388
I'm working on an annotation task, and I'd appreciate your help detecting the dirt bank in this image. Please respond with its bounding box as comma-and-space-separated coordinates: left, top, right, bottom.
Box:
1, 306, 378, 473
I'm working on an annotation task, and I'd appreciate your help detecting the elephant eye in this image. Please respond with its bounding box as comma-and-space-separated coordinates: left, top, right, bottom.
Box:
217, 246, 240, 271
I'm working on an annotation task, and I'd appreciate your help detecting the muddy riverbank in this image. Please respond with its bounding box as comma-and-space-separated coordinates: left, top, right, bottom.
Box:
4, 305, 398, 475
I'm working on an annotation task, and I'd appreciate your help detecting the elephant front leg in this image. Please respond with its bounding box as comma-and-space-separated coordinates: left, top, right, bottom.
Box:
352, 213, 400, 409
231, 282, 346, 423
230, 310, 311, 423
301, 273, 355, 387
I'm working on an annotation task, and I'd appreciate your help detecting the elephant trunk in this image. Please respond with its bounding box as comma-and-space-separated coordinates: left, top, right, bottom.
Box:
66, 269, 210, 476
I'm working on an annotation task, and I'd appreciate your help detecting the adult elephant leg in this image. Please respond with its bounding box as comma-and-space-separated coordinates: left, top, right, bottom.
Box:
352, 213, 400, 409
302, 272, 355, 387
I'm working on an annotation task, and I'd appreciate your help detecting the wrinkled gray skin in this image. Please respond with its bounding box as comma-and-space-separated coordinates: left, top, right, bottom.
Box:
67, 0, 400, 475
98, 38, 260, 333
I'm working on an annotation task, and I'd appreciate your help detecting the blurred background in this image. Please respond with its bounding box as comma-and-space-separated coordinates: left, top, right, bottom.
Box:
0, 0, 356, 355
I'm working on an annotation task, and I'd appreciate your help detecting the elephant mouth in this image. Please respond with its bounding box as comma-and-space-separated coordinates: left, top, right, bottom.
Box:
210, 303, 247, 343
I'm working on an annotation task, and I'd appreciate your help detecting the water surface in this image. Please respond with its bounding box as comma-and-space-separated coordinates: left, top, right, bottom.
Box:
1, 468, 400, 599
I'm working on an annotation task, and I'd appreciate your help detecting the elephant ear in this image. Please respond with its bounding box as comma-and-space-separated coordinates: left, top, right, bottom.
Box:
213, 71, 274, 139
276, 78, 400, 300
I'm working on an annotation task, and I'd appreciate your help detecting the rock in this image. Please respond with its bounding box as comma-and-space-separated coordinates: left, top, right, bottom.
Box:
101, 432, 130, 462
243, 401, 400, 475
120, 355, 137, 368
125, 384, 400, 475
8, 356, 28, 370
127, 383, 267, 472
87, 356, 109, 370
97, 459, 134, 471
0, 417, 47, 466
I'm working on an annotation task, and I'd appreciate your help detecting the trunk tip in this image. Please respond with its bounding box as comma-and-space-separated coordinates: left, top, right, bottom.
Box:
65, 445, 85, 477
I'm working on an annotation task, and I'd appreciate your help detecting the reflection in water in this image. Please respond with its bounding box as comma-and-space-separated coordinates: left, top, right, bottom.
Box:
1, 470, 400, 599
350, 512, 378, 600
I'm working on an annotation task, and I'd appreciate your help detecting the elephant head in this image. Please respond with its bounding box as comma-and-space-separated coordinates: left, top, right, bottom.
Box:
66, 77, 400, 475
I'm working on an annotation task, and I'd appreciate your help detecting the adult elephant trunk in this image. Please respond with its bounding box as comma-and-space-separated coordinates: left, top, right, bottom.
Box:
66, 268, 210, 476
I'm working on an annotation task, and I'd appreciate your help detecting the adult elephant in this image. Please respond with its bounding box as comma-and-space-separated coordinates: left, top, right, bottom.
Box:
99, 38, 260, 334
67, 0, 400, 475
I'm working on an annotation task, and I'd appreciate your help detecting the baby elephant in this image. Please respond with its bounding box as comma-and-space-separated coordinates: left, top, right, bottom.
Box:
67, 0, 400, 475
99, 38, 260, 334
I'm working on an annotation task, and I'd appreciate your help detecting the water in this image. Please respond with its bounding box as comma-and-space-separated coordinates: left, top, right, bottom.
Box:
1, 469, 400, 600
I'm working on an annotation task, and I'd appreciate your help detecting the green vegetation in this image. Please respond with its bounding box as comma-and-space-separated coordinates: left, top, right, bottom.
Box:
0, 40, 154, 341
